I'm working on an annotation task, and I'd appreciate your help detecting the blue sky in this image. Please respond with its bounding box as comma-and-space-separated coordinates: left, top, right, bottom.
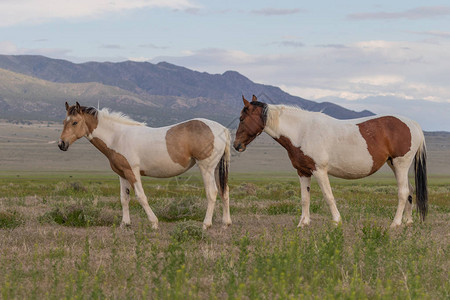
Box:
1, 0, 449, 130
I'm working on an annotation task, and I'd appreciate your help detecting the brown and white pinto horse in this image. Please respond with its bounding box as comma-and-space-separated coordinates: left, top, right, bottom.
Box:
234, 95, 428, 228
59, 102, 231, 230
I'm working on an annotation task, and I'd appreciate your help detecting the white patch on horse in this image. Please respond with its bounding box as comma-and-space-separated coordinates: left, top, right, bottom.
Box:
264, 105, 373, 179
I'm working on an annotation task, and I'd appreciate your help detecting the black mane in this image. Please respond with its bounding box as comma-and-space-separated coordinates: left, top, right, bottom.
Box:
250, 101, 268, 126
68, 106, 98, 117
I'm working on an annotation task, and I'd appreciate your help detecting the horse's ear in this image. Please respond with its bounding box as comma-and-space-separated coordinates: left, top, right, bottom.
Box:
252, 95, 258, 102
242, 95, 250, 107
65, 102, 69, 111
75, 102, 81, 113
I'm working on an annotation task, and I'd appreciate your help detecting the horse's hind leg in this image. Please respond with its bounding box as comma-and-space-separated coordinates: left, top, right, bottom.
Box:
405, 183, 414, 224
390, 159, 411, 228
199, 165, 218, 230
314, 170, 342, 224
215, 167, 231, 227
388, 159, 413, 227
119, 176, 132, 227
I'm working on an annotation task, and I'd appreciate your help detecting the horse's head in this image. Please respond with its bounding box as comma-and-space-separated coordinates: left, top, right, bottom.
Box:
58, 102, 94, 151
233, 95, 268, 152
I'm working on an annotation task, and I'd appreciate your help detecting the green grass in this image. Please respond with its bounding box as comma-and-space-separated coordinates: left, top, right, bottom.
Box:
0, 173, 448, 299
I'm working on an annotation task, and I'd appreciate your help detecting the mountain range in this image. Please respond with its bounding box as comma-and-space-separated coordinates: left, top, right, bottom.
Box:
0, 55, 373, 126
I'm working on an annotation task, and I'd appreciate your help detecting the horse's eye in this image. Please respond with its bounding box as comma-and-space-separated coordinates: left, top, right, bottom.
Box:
239, 117, 244, 122
72, 121, 78, 126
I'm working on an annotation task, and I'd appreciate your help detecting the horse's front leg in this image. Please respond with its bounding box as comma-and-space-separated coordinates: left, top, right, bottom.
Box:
119, 176, 132, 227
314, 169, 342, 225
129, 169, 159, 229
297, 176, 311, 227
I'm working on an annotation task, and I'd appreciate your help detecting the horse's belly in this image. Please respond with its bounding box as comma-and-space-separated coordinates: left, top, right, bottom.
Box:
140, 158, 195, 178
327, 151, 374, 179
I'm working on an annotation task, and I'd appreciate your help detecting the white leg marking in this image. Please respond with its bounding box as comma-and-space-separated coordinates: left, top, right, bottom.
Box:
314, 170, 342, 224
200, 165, 218, 230
298, 176, 311, 227
119, 177, 131, 227
391, 165, 410, 228
133, 173, 159, 229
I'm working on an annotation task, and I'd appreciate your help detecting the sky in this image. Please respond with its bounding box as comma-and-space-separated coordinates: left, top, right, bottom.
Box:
0, 0, 449, 131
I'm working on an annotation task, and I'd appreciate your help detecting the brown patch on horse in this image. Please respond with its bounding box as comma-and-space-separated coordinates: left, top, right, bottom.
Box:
274, 135, 316, 177
357, 116, 411, 175
90, 137, 137, 184
166, 120, 214, 167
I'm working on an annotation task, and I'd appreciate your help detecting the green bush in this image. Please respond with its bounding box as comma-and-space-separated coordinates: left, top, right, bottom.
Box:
155, 196, 205, 222
0, 210, 24, 229
39, 203, 117, 227
170, 221, 205, 242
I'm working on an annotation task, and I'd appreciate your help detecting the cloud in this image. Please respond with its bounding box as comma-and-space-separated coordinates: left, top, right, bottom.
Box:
348, 6, 450, 20
139, 43, 169, 50
153, 38, 450, 105
251, 8, 303, 16
265, 41, 305, 48
100, 44, 124, 49
409, 30, 450, 39
0, 0, 198, 27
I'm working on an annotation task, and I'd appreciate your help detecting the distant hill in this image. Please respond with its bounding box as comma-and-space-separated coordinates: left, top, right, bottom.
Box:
0, 55, 374, 126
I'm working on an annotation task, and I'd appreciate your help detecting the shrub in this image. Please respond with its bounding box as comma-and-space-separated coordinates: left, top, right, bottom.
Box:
155, 196, 205, 222
0, 210, 24, 229
39, 203, 117, 227
266, 202, 298, 215
170, 221, 205, 242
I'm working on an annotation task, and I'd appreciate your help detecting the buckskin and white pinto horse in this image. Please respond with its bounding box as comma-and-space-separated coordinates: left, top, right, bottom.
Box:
59, 102, 231, 230
234, 95, 428, 228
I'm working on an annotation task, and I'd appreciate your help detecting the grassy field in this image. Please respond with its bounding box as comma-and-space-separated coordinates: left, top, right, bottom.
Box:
0, 172, 448, 299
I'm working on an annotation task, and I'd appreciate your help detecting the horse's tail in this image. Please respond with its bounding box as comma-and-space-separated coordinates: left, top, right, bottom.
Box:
216, 128, 230, 198
414, 138, 428, 222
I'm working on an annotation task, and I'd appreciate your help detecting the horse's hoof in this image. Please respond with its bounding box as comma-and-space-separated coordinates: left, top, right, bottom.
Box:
332, 220, 342, 227
203, 223, 212, 230
389, 222, 401, 229
222, 219, 232, 226
151, 223, 159, 230
297, 221, 310, 228
222, 222, 232, 229
120, 222, 131, 229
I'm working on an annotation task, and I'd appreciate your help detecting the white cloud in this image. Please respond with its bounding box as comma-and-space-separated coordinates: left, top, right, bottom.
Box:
0, 0, 198, 27
348, 6, 450, 20
251, 8, 304, 16
153, 38, 450, 105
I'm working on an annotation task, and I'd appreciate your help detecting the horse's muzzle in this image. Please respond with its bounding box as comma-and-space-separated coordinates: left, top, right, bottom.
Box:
233, 142, 246, 152
58, 139, 69, 151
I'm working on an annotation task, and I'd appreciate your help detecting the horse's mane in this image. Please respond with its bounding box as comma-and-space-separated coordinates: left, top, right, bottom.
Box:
265, 104, 304, 127
97, 108, 146, 126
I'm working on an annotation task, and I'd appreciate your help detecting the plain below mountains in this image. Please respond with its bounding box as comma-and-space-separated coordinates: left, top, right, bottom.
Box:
0, 55, 373, 126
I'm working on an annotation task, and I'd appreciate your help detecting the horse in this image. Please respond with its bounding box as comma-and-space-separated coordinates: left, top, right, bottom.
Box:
234, 95, 428, 228
58, 102, 232, 230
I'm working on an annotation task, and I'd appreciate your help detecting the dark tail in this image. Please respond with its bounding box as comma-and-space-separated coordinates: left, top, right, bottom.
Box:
414, 141, 428, 222
216, 129, 230, 198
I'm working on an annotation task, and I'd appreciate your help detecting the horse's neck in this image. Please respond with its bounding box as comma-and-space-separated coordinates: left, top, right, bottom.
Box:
264, 105, 310, 140
88, 118, 124, 146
